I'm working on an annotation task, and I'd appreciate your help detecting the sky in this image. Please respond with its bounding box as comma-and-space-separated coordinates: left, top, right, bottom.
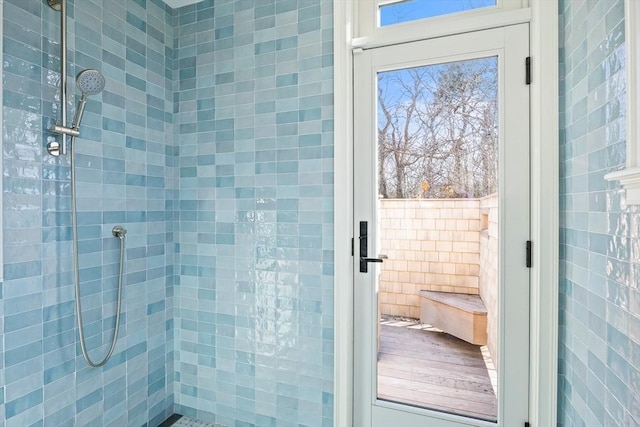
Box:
380, 0, 496, 26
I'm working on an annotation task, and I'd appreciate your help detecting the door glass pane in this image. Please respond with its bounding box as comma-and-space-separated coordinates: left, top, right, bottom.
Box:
380, 0, 496, 27
376, 57, 499, 421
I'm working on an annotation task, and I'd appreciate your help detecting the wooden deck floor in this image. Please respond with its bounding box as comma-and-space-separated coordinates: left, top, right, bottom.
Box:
377, 318, 497, 421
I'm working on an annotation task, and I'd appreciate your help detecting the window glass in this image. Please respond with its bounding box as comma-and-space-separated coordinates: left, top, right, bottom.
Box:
380, 0, 497, 27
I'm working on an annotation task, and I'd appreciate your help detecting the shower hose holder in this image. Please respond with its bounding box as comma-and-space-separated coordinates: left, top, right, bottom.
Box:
53, 124, 80, 137
47, 125, 80, 157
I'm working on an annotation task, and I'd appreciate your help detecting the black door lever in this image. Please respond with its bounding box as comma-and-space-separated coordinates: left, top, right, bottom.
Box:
359, 221, 387, 272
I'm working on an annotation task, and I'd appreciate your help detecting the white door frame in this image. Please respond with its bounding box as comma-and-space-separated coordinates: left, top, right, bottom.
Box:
353, 25, 531, 427
333, 1, 559, 427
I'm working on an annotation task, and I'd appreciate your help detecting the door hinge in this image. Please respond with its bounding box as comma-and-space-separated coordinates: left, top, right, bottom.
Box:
351, 237, 354, 256
525, 57, 531, 85
526, 240, 532, 268
525, 422, 530, 427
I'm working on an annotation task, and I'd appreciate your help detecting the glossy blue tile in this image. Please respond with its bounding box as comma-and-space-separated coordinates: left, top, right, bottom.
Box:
559, 1, 640, 425
2, 0, 335, 425
3, 0, 175, 425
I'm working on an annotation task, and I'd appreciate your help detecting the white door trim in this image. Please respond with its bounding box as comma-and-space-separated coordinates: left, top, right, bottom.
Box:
333, 1, 559, 426
527, 2, 559, 426
332, 1, 355, 425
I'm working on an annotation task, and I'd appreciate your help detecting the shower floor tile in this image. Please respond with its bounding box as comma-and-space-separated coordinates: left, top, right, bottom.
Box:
167, 415, 224, 427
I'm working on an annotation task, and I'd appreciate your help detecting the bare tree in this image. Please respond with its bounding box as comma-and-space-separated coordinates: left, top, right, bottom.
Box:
377, 57, 498, 199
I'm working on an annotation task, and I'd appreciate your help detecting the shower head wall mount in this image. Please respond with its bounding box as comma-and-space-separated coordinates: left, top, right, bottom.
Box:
47, 0, 74, 157
51, 70, 105, 140
47, 0, 106, 158
48, 69, 106, 157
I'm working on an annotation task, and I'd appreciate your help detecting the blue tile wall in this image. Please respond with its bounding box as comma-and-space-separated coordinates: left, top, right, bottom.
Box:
559, 0, 640, 425
2, 0, 334, 426
172, 0, 334, 425
5, 0, 640, 426
2, 0, 175, 425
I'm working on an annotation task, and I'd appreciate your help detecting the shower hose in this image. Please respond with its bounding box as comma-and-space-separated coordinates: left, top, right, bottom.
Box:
70, 136, 126, 368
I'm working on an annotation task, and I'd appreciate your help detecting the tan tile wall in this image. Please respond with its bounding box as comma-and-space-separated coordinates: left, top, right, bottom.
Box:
378, 198, 481, 318
479, 194, 499, 365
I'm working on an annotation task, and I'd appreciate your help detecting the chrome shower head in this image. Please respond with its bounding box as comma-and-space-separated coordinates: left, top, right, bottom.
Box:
76, 69, 105, 96
70, 69, 105, 131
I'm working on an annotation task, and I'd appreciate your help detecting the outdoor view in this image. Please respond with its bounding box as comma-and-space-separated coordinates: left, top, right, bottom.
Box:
379, 0, 497, 26
375, 56, 500, 421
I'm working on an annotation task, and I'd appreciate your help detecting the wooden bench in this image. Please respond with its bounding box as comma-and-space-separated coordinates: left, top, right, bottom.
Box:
419, 290, 488, 345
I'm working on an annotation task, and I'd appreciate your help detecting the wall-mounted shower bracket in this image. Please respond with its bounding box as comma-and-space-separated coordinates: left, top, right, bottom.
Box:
53, 124, 80, 137
47, 125, 78, 157
47, 140, 61, 157
49, 0, 69, 157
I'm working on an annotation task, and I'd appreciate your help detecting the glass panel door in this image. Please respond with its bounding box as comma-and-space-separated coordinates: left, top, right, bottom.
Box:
376, 56, 499, 421
353, 24, 530, 427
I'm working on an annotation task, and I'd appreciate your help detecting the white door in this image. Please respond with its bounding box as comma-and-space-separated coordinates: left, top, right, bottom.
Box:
353, 24, 530, 427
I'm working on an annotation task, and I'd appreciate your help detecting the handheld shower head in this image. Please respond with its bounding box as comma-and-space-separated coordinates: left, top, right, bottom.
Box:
71, 69, 105, 131
76, 69, 105, 96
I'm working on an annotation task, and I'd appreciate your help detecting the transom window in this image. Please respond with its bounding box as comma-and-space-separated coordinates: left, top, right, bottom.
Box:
356, 0, 528, 48
379, 0, 497, 27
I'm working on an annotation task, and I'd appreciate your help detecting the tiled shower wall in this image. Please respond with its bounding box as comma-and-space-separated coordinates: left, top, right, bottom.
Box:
4, 0, 640, 426
2, 0, 176, 425
2, 0, 334, 426
172, 1, 335, 425
559, 0, 640, 425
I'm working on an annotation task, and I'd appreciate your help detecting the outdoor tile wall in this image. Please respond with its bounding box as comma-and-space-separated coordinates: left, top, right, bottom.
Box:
379, 198, 482, 318
172, 1, 335, 426
478, 194, 498, 367
559, 0, 640, 425
378, 195, 498, 362
1, 0, 175, 425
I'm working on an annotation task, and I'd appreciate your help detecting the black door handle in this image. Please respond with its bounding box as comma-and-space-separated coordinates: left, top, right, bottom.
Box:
361, 254, 388, 263
359, 221, 386, 272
